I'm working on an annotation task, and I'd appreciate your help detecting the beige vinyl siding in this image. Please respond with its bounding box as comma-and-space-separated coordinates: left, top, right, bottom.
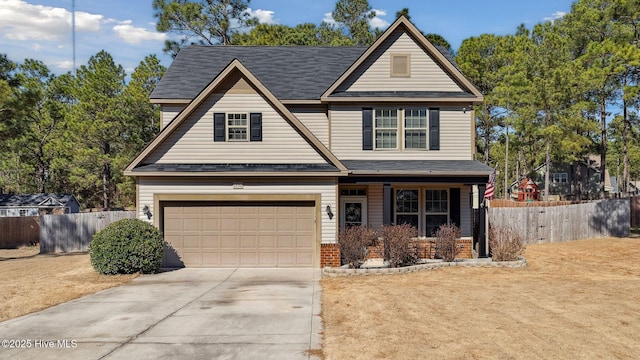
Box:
290, 107, 330, 147
138, 178, 337, 244
338, 30, 464, 93
160, 105, 186, 129
330, 106, 473, 160
145, 93, 326, 164
367, 184, 383, 229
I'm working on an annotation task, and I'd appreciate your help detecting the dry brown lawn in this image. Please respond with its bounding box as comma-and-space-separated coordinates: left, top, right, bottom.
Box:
0, 246, 137, 322
321, 238, 640, 359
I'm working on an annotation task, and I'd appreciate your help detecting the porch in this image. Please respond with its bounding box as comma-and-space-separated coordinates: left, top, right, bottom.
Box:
336, 160, 493, 260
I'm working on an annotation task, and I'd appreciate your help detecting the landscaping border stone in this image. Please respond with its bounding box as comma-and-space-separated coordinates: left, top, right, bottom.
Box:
322, 257, 527, 277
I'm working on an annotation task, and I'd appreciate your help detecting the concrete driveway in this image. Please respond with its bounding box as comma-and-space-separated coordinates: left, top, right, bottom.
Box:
0, 268, 322, 360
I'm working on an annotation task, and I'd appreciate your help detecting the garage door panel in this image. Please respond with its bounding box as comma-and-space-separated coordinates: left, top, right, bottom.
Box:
240, 218, 258, 231
221, 252, 240, 266
202, 220, 221, 231
240, 235, 258, 248
202, 235, 220, 249
258, 218, 276, 231
162, 202, 315, 267
221, 235, 239, 249
277, 218, 295, 231
259, 235, 275, 248
221, 218, 239, 231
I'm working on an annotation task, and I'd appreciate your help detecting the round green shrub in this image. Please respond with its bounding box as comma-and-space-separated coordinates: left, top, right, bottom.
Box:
89, 218, 166, 275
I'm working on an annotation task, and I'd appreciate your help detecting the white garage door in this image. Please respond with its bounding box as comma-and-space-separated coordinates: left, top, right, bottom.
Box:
162, 202, 316, 267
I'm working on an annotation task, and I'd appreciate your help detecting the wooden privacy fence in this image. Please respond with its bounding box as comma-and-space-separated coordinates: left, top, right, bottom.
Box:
40, 211, 136, 253
488, 199, 629, 244
0, 216, 40, 248
630, 196, 640, 227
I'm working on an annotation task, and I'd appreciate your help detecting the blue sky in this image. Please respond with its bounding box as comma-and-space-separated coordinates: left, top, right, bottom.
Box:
0, 0, 576, 76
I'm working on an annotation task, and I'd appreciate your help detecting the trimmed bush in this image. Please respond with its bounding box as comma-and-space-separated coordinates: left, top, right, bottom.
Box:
434, 223, 461, 262
89, 218, 166, 275
379, 224, 419, 268
489, 225, 526, 261
338, 225, 375, 268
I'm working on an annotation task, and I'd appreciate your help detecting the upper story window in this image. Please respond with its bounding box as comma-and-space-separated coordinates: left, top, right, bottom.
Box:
404, 109, 427, 149
373, 108, 428, 150
374, 109, 398, 149
363, 108, 439, 151
214, 112, 262, 142
227, 113, 248, 141
551, 173, 568, 183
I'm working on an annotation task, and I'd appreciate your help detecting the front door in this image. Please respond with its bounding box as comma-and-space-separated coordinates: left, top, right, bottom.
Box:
340, 197, 367, 228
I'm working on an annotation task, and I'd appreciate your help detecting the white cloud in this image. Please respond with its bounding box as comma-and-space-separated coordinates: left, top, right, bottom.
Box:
31, 43, 41, 51
543, 11, 567, 21
321, 9, 389, 29
113, 20, 167, 44
0, 0, 103, 41
370, 9, 390, 29
55, 60, 73, 70
247, 8, 276, 24
322, 12, 336, 26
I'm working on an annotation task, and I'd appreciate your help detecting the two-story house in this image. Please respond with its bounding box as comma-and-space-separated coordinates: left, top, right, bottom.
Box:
125, 16, 493, 268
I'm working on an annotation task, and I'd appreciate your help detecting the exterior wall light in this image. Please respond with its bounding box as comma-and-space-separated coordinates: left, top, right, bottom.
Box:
326, 205, 334, 220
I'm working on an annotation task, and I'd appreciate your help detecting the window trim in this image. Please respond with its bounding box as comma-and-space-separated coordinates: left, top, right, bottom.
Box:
226, 112, 249, 142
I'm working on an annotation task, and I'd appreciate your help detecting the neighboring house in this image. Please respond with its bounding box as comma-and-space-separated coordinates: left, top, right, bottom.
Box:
514, 178, 540, 202
519, 155, 614, 201
125, 16, 493, 268
0, 194, 80, 217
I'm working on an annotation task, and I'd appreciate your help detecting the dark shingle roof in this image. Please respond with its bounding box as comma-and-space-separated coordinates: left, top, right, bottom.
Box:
342, 160, 494, 176
0, 194, 76, 207
328, 91, 476, 98
133, 163, 340, 173
151, 46, 367, 101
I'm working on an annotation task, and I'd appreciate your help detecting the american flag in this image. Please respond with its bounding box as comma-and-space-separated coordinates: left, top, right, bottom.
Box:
484, 169, 496, 200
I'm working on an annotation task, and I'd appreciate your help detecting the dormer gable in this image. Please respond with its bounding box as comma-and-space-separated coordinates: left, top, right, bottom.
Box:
322, 16, 483, 103
126, 59, 346, 176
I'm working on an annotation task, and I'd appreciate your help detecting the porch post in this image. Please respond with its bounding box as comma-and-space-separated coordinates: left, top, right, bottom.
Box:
477, 184, 488, 258
383, 183, 392, 225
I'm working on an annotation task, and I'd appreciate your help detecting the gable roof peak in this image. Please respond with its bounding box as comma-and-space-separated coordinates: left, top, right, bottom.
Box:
127, 58, 346, 175
321, 15, 483, 101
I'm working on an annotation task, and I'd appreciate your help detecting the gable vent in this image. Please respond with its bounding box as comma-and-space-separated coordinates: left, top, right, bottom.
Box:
391, 54, 410, 77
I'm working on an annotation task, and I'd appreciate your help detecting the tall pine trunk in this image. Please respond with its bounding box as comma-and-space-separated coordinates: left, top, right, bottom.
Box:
102, 142, 111, 209
600, 99, 607, 199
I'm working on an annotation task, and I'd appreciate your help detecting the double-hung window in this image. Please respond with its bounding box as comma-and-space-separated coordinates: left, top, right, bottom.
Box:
395, 189, 419, 229
425, 189, 449, 237
227, 113, 248, 141
404, 108, 427, 149
374, 109, 398, 149
373, 108, 428, 150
